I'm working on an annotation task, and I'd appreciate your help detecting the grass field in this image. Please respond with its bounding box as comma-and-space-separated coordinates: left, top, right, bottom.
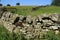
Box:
5, 6, 60, 16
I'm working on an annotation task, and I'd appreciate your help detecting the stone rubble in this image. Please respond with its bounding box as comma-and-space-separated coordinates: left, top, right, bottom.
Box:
0, 12, 60, 39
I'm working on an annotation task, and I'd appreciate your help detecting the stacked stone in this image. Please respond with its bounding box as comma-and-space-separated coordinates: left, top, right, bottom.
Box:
1, 12, 60, 39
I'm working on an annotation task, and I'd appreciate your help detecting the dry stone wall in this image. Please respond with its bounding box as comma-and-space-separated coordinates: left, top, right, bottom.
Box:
0, 12, 60, 39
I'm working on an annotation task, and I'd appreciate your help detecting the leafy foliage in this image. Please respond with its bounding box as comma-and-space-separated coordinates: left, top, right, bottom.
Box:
16, 3, 20, 6
51, 0, 60, 6
0, 3, 3, 6
7, 4, 11, 6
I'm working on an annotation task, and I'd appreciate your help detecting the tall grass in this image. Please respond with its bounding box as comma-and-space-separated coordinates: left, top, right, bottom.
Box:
0, 24, 60, 40
0, 24, 23, 40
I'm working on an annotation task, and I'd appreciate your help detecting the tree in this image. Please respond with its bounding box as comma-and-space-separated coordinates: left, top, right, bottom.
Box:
0, 3, 2, 6
7, 4, 11, 6
16, 3, 20, 6
51, 0, 60, 6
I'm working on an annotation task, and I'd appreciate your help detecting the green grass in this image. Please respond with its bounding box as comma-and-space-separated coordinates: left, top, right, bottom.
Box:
0, 24, 23, 40
0, 24, 13, 40
4, 6, 60, 16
